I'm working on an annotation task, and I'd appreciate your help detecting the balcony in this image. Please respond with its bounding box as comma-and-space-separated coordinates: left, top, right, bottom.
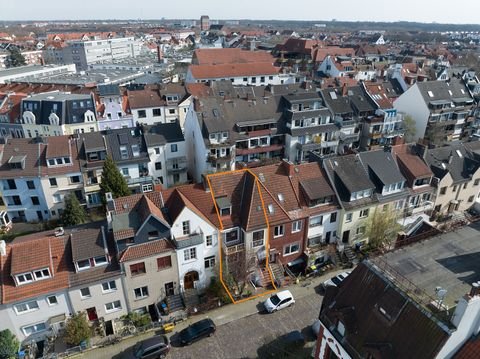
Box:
172, 232, 203, 249
339, 132, 360, 143
382, 128, 405, 138
296, 139, 338, 151
236, 143, 284, 156
207, 153, 233, 165
166, 157, 188, 174
223, 242, 245, 255
126, 176, 153, 186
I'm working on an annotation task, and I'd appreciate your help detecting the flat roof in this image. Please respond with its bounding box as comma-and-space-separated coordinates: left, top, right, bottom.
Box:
375, 222, 480, 309
0, 64, 70, 77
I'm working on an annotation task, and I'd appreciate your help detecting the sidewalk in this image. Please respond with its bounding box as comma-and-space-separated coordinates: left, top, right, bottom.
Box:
79, 269, 345, 358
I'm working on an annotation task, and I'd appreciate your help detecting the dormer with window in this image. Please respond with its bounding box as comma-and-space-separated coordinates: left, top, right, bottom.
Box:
10, 241, 54, 286
46, 156, 72, 167
8, 155, 26, 170
300, 178, 335, 207
350, 189, 372, 202
166, 94, 179, 105
381, 181, 404, 196
74, 255, 108, 272
215, 196, 231, 216
84, 110, 96, 123
209, 131, 229, 145
49, 112, 60, 126
22, 111, 36, 124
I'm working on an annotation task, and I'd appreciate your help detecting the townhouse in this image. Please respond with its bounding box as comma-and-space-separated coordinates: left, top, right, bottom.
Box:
127, 84, 191, 128
143, 122, 188, 188
394, 78, 475, 146
421, 142, 480, 214
360, 82, 405, 150
96, 84, 134, 131
77, 127, 153, 207
21, 92, 98, 137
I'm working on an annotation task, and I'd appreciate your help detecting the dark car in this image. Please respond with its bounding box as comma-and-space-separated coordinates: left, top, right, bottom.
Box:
178, 318, 216, 345
132, 335, 170, 359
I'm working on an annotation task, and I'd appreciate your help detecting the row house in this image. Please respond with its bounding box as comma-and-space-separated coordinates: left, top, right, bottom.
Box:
394, 78, 475, 146
360, 82, 405, 150
318, 55, 355, 78
143, 123, 188, 188
0, 92, 26, 139
0, 223, 128, 344
422, 142, 480, 214
77, 127, 153, 207
320, 85, 376, 154
21, 92, 98, 138
96, 84, 134, 131
127, 84, 191, 129
283, 91, 339, 162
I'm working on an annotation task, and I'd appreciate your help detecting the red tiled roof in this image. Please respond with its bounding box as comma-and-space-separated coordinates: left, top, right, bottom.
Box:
10, 238, 52, 274
193, 48, 274, 65
364, 83, 394, 109
114, 229, 135, 241
46, 135, 71, 158
119, 240, 174, 263
189, 63, 279, 80
312, 46, 355, 63
0, 235, 69, 304
454, 335, 480, 359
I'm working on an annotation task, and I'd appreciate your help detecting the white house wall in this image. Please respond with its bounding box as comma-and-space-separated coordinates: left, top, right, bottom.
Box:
394, 84, 430, 141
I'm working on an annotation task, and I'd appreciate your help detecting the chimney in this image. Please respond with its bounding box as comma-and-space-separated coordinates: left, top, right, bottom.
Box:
157, 45, 163, 63
448, 151, 454, 164
282, 159, 296, 177
470, 282, 480, 297
0, 240, 6, 256
342, 83, 348, 97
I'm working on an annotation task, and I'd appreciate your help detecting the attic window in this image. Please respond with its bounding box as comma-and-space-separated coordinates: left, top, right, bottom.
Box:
448, 90, 453, 96
329, 91, 337, 100
268, 204, 274, 214
8, 155, 26, 169
428, 91, 434, 98
456, 149, 463, 158
461, 89, 465, 94
277, 193, 285, 202
215, 196, 232, 217
336, 320, 346, 337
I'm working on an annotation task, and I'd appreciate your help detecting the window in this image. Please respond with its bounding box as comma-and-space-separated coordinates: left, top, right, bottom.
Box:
47, 295, 58, 306
171, 144, 178, 152
154, 147, 160, 155
475, 179, 480, 186
152, 108, 161, 117
16, 272, 33, 284
284, 243, 300, 255
22, 322, 46, 336
70, 175, 81, 183
155, 162, 162, 170
169, 108, 175, 114
138, 110, 146, 118
184, 247, 197, 261
148, 231, 159, 240
330, 212, 337, 223
345, 213, 353, 223
122, 168, 129, 176
53, 194, 62, 204
453, 185, 458, 192
309, 215, 323, 227
440, 186, 447, 195
205, 256, 215, 269
356, 226, 366, 235
94, 256, 107, 266
359, 209, 369, 218
134, 286, 149, 299
292, 220, 302, 233
34, 268, 50, 280
206, 235, 213, 247
274, 225, 284, 238
49, 177, 57, 187
15, 300, 39, 314
252, 230, 264, 247
120, 145, 129, 159
469, 195, 475, 202
26, 180, 35, 189
31, 196, 40, 205
130, 262, 146, 276
131, 144, 140, 157
268, 204, 274, 214
80, 287, 91, 298
182, 221, 190, 235
102, 280, 117, 292
225, 229, 238, 243
77, 259, 91, 271
105, 300, 122, 313
157, 256, 172, 270
337, 321, 346, 337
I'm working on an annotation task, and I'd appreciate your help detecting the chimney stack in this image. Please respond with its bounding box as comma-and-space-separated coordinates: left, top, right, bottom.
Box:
0, 240, 6, 256
342, 83, 348, 97
282, 159, 296, 177
470, 282, 480, 297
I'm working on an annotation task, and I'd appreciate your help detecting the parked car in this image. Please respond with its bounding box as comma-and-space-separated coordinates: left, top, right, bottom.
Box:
264, 290, 295, 313
321, 272, 351, 289
131, 335, 170, 359
178, 318, 216, 346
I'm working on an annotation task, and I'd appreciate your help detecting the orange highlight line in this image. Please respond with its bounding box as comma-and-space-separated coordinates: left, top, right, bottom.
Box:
207, 169, 277, 305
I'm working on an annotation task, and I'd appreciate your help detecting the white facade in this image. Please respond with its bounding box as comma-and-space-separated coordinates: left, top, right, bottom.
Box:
147, 140, 188, 188
40, 172, 84, 219
0, 64, 76, 84
307, 210, 339, 246
185, 69, 282, 86
394, 83, 430, 141
1, 177, 49, 222
68, 277, 128, 324
2, 291, 71, 342
171, 207, 219, 292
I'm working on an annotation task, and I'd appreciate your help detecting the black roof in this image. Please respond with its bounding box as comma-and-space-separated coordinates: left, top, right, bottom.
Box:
143, 122, 184, 147
98, 84, 121, 97
359, 150, 406, 187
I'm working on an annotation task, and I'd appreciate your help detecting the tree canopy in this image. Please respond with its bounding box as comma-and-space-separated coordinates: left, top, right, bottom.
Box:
0, 329, 20, 359
365, 205, 402, 250
403, 115, 417, 143
61, 194, 88, 226
99, 155, 131, 203
64, 312, 92, 346
6, 47, 26, 68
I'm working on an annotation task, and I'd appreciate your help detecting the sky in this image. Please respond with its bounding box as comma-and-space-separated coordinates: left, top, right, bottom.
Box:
1, 0, 480, 24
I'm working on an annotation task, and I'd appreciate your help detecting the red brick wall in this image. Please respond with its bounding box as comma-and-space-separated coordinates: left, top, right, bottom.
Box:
269, 218, 307, 263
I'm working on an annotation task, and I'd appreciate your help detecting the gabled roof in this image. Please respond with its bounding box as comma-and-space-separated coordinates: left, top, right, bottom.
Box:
189, 62, 279, 80
326, 154, 375, 196
192, 48, 274, 65
358, 150, 406, 187
320, 261, 449, 359
69, 223, 107, 262
392, 144, 433, 185
10, 238, 52, 275
118, 239, 174, 263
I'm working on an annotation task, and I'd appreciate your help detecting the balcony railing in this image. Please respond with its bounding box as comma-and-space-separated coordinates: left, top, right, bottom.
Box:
166, 157, 188, 174
172, 232, 203, 249
126, 176, 153, 186
224, 243, 245, 255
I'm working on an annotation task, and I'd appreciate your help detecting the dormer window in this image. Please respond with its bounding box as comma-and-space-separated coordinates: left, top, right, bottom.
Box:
76, 259, 91, 271
216, 196, 232, 217
131, 144, 140, 157
336, 320, 346, 337
15, 267, 51, 285
93, 256, 108, 266
33, 268, 51, 280
119, 145, 128, 159
16, 272, 34, 284
8, 155, 26, 170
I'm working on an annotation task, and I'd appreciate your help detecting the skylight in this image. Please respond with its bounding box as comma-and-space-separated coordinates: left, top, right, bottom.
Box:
428, 91, 434, 98
329, 91, 337, 100
278, 193, 285, 202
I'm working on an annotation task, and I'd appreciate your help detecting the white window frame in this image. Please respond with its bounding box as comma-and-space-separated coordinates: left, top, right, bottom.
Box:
274, 225, 284, 238
16, 272, 34, 285
182, 221, 190, 235
15, 300, 39, 314
46, 295, 58, 306
105, 300, 122, 313
292, 220, 302, 233
76, 259, 91, 271
184, 247, 197, 261
134, 286, 149, 299
205, 235, 213, 247
284, 243, 300, 255
359, 208, 369, 218
252, 230, 265, 247
93, 256, 108, 266
80, 287, 91, 298
101, 280, 117, 293
33, 268, 51, 281
22, 322, 47, 336
309, 215, 323, 227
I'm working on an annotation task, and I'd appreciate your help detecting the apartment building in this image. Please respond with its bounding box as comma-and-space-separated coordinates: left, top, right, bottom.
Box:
96, 84, 134, 131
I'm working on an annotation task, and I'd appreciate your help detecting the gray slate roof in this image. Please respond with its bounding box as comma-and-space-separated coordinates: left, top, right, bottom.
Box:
143, 122, 184, 147
359, 150, 406, 186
